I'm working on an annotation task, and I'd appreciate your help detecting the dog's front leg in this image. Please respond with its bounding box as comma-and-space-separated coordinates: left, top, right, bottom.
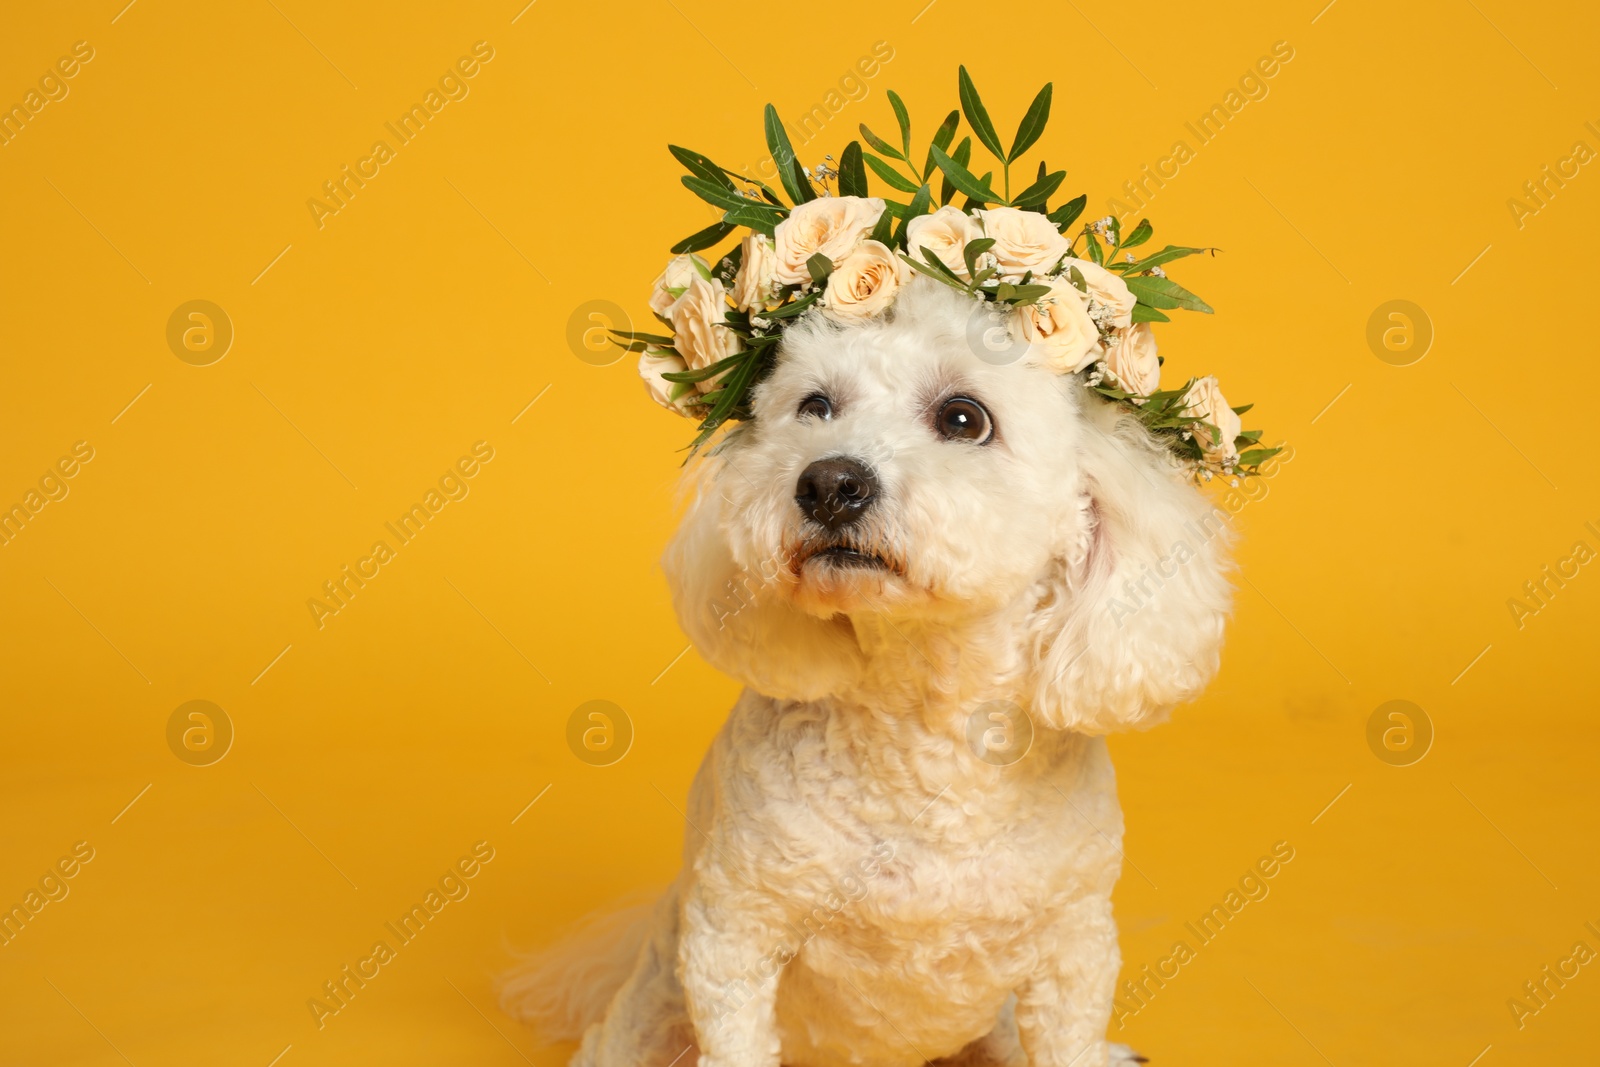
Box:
677, 883, 785, 1067
1014, 895, 1120, 1067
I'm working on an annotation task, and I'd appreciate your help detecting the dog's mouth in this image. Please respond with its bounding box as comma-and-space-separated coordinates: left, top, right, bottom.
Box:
782, 531, 921, 614
789, 535, 899, 576
811, 544, 890, 570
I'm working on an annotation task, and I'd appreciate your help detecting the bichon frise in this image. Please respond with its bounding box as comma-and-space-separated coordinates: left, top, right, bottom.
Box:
505, 274, 1232, 1067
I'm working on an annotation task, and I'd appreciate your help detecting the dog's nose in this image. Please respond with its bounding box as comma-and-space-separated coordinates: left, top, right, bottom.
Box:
795, 457, 878, 531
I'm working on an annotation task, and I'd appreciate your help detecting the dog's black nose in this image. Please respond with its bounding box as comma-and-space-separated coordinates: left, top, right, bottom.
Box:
795, 457, 878, 531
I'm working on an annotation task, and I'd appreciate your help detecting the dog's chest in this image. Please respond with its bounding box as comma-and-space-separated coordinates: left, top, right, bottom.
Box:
735, 704, 1121, 975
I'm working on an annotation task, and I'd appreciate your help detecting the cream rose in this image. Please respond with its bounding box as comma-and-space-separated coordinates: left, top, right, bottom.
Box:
820, 240, 904, 323
669, 273, 740, 393
772, 196, 886, 285
1104, 323, 1159, 396
1015, 280, 1101, 373
906, 205, 982, 279
976, 206, 1070, 281
1059, 257, 1136, 331
638, 348, 699, 417
730, 233, 779, 313
1183, 375, 1243, 465
648, 254, 704, 317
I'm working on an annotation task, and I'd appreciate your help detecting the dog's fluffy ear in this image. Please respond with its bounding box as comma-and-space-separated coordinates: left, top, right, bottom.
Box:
662, 463, 864, 701
1023, 405, 1233, 733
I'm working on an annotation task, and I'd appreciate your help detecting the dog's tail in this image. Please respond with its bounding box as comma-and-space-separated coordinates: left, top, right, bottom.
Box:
498, 892, 658, 1042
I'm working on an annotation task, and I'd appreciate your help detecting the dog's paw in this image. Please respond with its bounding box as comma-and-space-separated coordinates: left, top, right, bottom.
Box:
1107, 1044, 1148, 1064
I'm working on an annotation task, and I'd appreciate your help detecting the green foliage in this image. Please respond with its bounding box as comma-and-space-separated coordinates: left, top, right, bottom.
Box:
838, 142, 868, 197
670, 221, 735, 254
647, 70, 1268, 473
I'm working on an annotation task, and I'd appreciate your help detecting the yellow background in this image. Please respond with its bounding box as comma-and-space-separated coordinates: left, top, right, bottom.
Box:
2, 1, 1597, 1064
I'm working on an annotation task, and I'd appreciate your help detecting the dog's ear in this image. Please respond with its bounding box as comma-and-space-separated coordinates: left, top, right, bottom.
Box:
1022, 406, 1233, 733
663, 466, 864, 701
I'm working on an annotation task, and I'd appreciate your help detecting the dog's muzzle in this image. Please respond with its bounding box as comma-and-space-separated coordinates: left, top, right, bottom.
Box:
794, 456, 877, 532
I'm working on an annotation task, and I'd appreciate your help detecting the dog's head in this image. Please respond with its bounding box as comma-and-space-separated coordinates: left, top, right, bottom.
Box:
664, 276, 1232, 732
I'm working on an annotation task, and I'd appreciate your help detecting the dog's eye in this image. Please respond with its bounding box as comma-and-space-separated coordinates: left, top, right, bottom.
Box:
935, 397, 993, 444
797, 394, 832, 421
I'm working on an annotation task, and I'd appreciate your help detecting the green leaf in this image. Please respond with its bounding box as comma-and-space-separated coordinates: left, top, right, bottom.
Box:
991, 281, 1051, 306
670, 220, 736, 254
764, 104, 814, 204
887, 90, 912, 160
900, 252, 972, 292
962, 236, 996, 279
923, 109, 960, 180
806, 252, 833, 284
870, 206, 895, 245
863, 152, 921, 193
728, 172, 787, 207
893, 183, 933, 247
1121, 218, 1153, 248
1124, 275, 1214, 313
1118, 244, 1215, 274
1049, 194, 1087, 233
1239, 447, 1282, 467
1007, 282, 1052, 306
683, 175, 755, 212
858, 123, 905, 162
722, 204, 785, 238
668, 145, 734, 189
1084, 232, 1104, 265
1231, 403, 1255, 416
1008, 83, 1052, 162
1130, 303, 1171, 323
963, 172, 994, 212
918, 247, 968, 285
763, 291, 822, 320
929, 143, 1001, 203
610, 329, 676, 345
704, 350, 762, 423
838, 141, 868, 198
941, 136, 972, 205
957, 65, 1004, 161
1013, 169, 1065, 209
660, 348, 749, 384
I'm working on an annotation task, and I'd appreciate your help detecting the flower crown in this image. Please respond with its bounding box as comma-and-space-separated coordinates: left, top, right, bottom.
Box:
617, 67, 1278, 479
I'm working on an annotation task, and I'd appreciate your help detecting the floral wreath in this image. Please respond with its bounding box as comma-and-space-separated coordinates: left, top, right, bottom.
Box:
616, 67, 1278, 479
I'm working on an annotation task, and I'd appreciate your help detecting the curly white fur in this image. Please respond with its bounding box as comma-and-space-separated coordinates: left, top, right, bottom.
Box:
503, 277, 1232, 1067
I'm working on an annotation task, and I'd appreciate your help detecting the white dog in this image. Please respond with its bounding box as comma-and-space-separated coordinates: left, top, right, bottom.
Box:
505, 275, 1232, 1067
